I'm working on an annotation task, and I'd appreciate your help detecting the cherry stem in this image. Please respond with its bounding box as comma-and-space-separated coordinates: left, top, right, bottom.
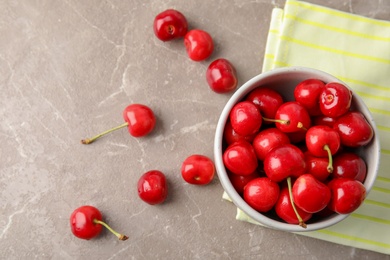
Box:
262, 117, 290, 125
93, 219, 129, 241
323, 144, 334, 173
296, 122, 307, 131
81, 122, 129, 144
287, 177, 307, 229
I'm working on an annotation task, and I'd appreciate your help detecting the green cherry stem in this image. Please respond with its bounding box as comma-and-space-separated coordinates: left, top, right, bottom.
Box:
287, 177, 307, 229
81, 122, 129, 144
323, 144, 334, 173
93, 219, 129, 241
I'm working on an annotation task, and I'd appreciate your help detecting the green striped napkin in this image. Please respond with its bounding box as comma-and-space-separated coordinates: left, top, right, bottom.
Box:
229, 0, 390, 255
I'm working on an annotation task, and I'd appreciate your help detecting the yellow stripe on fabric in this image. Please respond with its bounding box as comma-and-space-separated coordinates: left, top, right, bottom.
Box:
279, 35, 390, 64
351, 213, 390, 225
338, 77, 390, 92
264, 53, 275, 60
377, 125, 390, 132
317, 229, 390, 249
377, 176, 390, 182
354, 90, 390, 102
365, 199, 390, 209
269, 29, 280, 34
284, 14, 390, 42
373, 186, 390, 194
287, 0, 390, 28
369, 108, 390, 117
381, 149, 390, 155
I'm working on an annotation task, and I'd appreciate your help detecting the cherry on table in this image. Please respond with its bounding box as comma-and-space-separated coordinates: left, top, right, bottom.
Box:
184, 29, 214, 61
206, 58, 238, 93
333, 111, 374, 147
138, 170, 168, 205
70, 205, 128, 241
319, 82, 352, 118
181, 154, 215, 185
243, 177, 280, 212
153, 9, 188, 41
81, 104, 156, 144
294, 78, 325, 116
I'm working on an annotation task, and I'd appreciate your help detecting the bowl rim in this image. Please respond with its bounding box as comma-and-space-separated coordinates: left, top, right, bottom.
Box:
214, 66, 380, 232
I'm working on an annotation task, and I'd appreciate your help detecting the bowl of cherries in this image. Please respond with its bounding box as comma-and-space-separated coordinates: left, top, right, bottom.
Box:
214, 66, 380, 232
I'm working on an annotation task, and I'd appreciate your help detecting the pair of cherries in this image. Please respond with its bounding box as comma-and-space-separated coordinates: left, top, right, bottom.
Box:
154, 9, 238, 94
223, 79, 373, 228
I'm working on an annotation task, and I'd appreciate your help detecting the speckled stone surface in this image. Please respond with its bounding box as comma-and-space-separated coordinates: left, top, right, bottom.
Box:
1, 0, 389, 259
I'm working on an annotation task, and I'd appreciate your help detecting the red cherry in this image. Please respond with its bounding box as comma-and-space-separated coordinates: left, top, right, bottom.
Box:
304, 151, 331, 182
327, 178, 366, 214
184, 29, 214, 61
294, 79, 325, 116
223, 141, 258, 175
245, 87, 284, 121
263, 143, 306, 182
333, 111, 374, 147
292, 174, 331, 213
306, 125, 340, 173
137, 170, 168, 205
266, 101, 311, 133
313, 115, 337, 128
81, 104, 156, 144
206, 58, 238, 93
223, 120, 256, 145
243, 177, 280, 212
252, 128, 290, 161
228, 170, 260, 194
229, 101, 262, 136
332, 152, 367, 182
70, 205, 128, 241
181, 155, 215, 185
153, 9, 188, 41
123, 104, 156, 137
275, 186, 312, 225
319, 82, 352, 118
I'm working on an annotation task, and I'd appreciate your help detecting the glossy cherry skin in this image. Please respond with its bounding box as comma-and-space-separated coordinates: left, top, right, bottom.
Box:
332, 152, 367, 182
252, 128, 290, 161
243, 177, 280, 212
304, 152, 331, 182
181, 155, 215, 185
327, 178, 366, 214
294, 79, 325, 116
228, 170, 260, 195
229, 101, 262, 136
153, 9, 188, 41
274, 101, 311, 133
223, 120, 256, 145
206, 58, 238, 93
313, 115, 337, 128
70, 205, 103, 240
184, 29, 214, 61
306, 125, 340, 158
123, 104, 156, 137
333, 111, 374, 147
275, 186, 313, 225
223, 141, 258, 175
245, 87, 284, 121
263, 143, 306, 182
137, 170, 168, 205
319, 82, 352, 118
292, 174, 331, 213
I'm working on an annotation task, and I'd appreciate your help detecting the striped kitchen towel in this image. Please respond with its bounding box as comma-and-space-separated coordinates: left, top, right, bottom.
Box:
233, 0, 390, 255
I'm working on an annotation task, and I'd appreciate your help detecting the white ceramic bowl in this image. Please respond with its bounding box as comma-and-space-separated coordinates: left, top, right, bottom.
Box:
214, 67, 380, 232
